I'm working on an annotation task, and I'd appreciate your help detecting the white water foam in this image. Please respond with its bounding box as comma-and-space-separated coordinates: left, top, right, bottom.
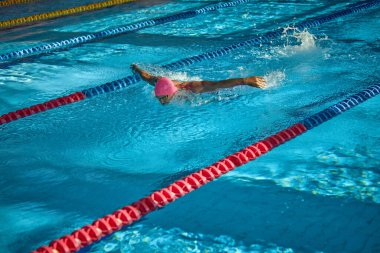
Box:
264, 70, 286, 89
256, 28, 321, 60
280, 27, 318, 54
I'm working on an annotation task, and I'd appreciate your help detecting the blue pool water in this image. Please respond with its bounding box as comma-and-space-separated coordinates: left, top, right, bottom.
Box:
0, 1, 379, 252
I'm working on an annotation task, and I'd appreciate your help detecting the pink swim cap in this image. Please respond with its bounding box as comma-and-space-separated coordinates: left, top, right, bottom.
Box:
154, 77, 178, 96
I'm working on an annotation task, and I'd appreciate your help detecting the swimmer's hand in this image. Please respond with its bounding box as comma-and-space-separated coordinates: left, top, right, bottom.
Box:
245, 76, 266, 89
130, 64, 159, 86
131, 64, 146, 78
131, 64, 140, 74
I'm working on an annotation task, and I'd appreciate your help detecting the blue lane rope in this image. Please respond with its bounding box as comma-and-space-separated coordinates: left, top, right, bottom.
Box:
1, 0, 378, 127
81, 0, 380, 98
0, 0, 249, 62
302, 84, 380, 130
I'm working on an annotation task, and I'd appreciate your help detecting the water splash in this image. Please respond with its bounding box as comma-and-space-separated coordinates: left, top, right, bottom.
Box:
264, 70, 286, 88
278, 27, 318, 56
257, 28, 320, 59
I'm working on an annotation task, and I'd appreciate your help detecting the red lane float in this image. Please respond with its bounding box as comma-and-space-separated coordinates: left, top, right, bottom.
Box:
0, 92, 85, 125
32, 123, 306, 253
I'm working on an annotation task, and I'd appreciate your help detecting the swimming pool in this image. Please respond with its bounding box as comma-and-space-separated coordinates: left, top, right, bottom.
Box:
0, 0, 379, 252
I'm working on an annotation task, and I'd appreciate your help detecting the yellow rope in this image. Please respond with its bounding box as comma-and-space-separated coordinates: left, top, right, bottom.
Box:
0, 0, 38, 7
0, 0, 136, 29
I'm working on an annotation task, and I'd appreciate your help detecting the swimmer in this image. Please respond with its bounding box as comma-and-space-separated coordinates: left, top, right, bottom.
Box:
131, 64, 266, 105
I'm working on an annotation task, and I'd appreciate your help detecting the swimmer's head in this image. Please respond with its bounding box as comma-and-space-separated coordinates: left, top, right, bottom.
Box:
154, 77, 178, 104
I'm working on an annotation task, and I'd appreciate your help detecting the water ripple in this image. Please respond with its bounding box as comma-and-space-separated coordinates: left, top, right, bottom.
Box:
90, 224, 295, 253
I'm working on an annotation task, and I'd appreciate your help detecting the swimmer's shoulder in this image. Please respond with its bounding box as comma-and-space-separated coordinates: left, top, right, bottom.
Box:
175, 81, 204, 93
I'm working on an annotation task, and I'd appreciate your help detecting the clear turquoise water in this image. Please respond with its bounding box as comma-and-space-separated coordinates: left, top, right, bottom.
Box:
0, 1, 379, 252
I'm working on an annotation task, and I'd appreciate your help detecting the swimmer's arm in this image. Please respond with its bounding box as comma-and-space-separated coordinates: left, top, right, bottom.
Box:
131, 64, 160, 86
181, 76, 266, 93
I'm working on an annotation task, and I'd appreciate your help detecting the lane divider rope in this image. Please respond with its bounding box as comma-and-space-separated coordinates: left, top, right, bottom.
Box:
32, 83, 380, 253
0, 0, 379, 126
0, 0, 250, 62
0, 0, 137, 29
0, 0, 37, 7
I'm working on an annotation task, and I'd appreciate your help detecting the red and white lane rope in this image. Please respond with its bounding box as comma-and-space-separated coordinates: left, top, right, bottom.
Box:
32, 83, 380, 253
